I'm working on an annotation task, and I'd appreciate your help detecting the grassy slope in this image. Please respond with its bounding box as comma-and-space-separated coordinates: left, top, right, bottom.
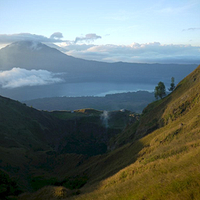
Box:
6, 65, 200, 199
61, 65, 200, 200
0, 97, 90, 191
0, 99, 135, 194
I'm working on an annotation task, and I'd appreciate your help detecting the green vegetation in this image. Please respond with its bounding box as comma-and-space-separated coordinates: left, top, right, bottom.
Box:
30, 176, 58, 191
63, 65, 200, 200
154, 81, 166, 99
1, 66, 200, 200
0, 96, 137, 197
169, 76, 175, 91
58, 175, 88, 190
30, 175, 88, 191
0, 170, 22, 199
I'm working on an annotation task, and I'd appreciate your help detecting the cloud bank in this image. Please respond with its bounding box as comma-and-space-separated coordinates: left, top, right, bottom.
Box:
0, 33, 199, 64
0, 33, 102, 45
0, 68, 64, 88
60, 42, 200, 63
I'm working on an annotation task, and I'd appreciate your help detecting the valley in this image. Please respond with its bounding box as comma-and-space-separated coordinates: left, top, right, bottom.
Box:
1, 1, 200, 199
1, 65, 200, 199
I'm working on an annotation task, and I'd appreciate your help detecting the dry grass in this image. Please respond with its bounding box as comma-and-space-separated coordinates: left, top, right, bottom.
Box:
18, 186, 73, 200
64, 66, 200, 200
66, 122, 200, 200
16, 65, 200, 199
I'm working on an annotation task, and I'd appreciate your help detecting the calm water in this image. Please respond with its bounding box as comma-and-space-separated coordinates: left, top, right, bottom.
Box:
58, 82, 156, 97
0, 82, 158, 101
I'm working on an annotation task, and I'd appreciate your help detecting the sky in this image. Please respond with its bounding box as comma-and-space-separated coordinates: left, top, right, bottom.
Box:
0, 0, 200, 63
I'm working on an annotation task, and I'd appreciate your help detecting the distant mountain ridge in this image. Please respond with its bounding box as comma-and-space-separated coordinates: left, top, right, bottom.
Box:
0, 40, 197, 76
0, 40, 198, 101
24, 91, 155, 113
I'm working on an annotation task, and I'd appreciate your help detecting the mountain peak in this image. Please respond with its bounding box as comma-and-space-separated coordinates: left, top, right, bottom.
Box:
6, 40, 45, 51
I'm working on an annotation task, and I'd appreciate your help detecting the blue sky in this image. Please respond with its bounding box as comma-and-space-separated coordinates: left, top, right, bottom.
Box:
0, 0, 200, 63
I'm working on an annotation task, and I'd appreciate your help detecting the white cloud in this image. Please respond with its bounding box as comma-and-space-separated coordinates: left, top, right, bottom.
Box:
0, 32, 199, 64
63, 42, 200, 63
0, 68, 64, 88
0, 33, 65, 44
74, 34, 102, 43
57, 43, 95, 51
50, 32, 63, 39
0, 32, 102, 46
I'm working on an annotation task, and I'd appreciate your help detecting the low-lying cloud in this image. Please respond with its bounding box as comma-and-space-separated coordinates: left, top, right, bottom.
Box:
0, 68, 64, 88
0, 33, 199, 64
61, 42, 200, 64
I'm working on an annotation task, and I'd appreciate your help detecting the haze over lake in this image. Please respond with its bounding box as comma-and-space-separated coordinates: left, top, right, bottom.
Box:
58, 82, 156, 97
0, 81, 156, 101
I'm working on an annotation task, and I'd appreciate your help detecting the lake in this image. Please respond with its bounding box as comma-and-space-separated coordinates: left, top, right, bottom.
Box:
0, 81, 161, 101
58, 82, 156, 97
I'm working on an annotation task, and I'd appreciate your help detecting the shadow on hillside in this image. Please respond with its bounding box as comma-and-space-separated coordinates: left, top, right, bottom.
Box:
12, 140, 144, 199
77, 139, 144, 190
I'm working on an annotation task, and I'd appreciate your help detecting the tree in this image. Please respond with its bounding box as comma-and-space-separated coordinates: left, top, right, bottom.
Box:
154, 81, 166, 99
169, 77, 175, 92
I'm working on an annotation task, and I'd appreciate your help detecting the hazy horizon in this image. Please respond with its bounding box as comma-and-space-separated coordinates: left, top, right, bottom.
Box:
0, 0, 200, 63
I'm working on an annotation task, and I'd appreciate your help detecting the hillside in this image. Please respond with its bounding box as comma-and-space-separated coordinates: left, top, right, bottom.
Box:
0, 97, 136, 198
14, 65, 200, 200
1, 65, 200, 199
64, 65, 200, 200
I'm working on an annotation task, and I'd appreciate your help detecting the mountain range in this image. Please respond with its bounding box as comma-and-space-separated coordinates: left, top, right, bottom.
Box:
0, 41, 198, 101
1, 61, 200, 199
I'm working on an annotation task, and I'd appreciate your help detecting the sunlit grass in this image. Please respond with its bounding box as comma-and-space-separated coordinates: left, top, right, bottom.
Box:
16, 66, 200, 199
67, 136, 200, 200
18, 186, 73, 200
66, 70, 200, 199
20, 102, 200, 199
